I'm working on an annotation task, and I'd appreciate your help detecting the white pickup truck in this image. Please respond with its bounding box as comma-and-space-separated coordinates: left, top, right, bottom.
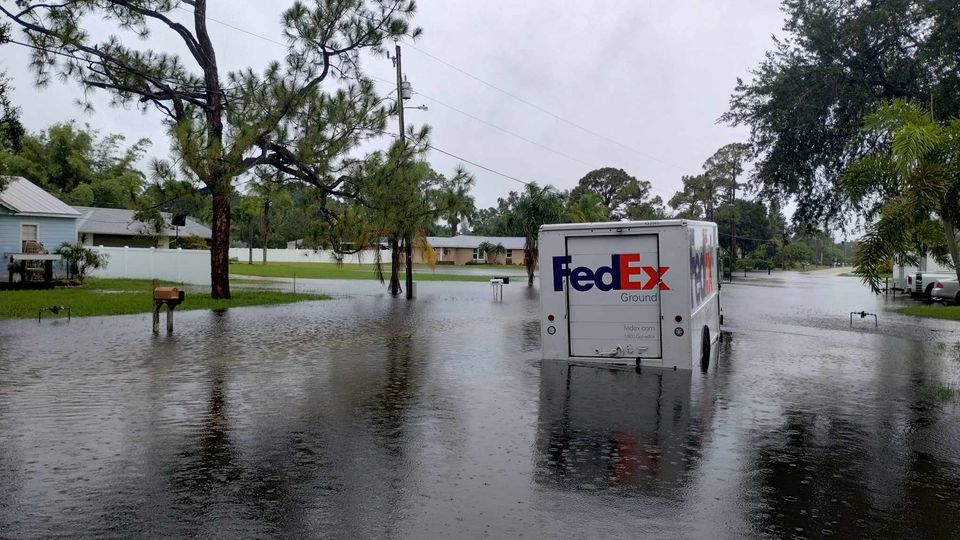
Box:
914, 271, 957, 298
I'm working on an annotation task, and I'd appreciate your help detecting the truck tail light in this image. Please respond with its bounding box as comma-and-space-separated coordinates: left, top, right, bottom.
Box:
908, 276, 913, 284
674, 315, 683, 323
935, 281, 943, 289
547, 314, 555, 322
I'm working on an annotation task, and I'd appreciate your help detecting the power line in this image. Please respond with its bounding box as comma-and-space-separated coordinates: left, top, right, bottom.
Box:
176, 6, 288, 47
418, 92, 595, 169
427, 144, 532, 187
180, 7, 696, 176
368, 77, 595, 169
401, 40, 697, 175
99, 8, 661, 192
381, 132, 532, 187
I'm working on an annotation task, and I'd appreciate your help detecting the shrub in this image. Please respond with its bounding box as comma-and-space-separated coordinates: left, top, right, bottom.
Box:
179, 234, 209, 250
55, 242, 109, 283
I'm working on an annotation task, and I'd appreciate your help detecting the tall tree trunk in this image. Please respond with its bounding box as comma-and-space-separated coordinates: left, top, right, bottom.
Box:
210, 190, 232, 299
261, 197, 271, 264
248, 218, 254, 265
405, 234, 414, 299
389, 237, 401, 296
196, 0, 230, 299
729, 204, 737, 265
524, 236, 536, 287
943, 217, 960, 284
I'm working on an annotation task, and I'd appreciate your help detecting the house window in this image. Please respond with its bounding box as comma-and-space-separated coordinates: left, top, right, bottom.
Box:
472, 247, 482, 261
20, 223, 39, 251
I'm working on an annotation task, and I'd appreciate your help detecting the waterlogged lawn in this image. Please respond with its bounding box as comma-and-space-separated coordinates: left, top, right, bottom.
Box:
230, 261, 496, 282
0, 278, 327, 320
900, 305, 960, 322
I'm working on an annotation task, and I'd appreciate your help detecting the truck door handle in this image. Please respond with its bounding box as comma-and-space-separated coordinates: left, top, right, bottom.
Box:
594, 345, 647, 357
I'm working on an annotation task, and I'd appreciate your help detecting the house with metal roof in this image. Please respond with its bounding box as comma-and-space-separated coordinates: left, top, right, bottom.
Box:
420, 235, 527, 265
1, 177, 80, 280
75, 206, 212, 248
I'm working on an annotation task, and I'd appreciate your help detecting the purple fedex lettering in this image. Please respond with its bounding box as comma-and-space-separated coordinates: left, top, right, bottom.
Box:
570, 267, 594, 291
593, 254, 620, 291
552, 256, 571, 291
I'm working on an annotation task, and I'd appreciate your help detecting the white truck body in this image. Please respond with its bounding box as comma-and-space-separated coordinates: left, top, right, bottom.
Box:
891, 263, 919, 292
539, 220, 721, 370
892, 254, 953, 293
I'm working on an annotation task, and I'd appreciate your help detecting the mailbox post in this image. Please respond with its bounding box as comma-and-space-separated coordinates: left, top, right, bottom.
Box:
152, 281, 185, 334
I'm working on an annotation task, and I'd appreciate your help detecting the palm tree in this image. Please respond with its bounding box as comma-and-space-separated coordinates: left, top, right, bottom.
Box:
490, 242, 506, 264
341, 131, 437, 296
513, 183, 566, 286
477, 241, 495, 264
437, 166, 476, 235
233, 194, 262, 265
249, 172, 293, 264
476, 241, 506, 264
841, 99, 960, 292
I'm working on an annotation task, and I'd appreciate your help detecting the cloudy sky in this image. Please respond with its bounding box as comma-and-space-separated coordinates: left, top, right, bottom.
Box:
2, 0, 787, 210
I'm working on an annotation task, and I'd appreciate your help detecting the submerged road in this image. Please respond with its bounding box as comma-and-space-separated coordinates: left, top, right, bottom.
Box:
0, 270, 958, 538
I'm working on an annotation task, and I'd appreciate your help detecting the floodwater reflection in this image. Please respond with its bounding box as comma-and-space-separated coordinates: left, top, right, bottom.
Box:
2, 274, 960, 537
535, 362, 713, 497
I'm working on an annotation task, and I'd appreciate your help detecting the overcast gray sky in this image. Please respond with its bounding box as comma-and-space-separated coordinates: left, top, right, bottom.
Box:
2, 0, 786, 211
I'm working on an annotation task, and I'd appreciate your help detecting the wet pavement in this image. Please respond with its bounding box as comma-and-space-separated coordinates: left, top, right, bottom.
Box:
1, 270, 959, 538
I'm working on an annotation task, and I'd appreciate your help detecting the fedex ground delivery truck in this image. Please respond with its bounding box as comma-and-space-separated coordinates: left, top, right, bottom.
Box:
539, 220, 721, 370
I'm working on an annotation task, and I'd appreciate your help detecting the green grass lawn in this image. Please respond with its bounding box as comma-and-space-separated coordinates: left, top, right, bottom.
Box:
0, 278, 327, 320
229, 261, 503, 282
899, 305, 960, 321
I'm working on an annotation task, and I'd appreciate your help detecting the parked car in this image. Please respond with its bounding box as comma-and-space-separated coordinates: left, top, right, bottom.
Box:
914, 271, 957, 298
932, 278, 960, 304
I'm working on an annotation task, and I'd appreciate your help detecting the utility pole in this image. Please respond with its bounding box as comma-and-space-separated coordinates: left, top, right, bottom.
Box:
729, 172, 738, 267
730, 154, 740, 266
393, 43, 415, 300
387, 43, 427, 299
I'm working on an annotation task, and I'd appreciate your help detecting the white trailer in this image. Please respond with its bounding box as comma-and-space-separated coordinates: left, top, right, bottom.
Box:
539, 220, 721, 371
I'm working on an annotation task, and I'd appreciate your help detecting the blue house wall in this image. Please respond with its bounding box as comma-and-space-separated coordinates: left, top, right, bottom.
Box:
0, 208, 78, 256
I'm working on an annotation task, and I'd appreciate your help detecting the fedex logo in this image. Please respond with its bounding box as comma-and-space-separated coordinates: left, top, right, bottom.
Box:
552, 254, 670, 292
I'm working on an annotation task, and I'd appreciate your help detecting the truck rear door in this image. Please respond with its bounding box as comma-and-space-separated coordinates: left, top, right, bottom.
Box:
565, 234, 662, 359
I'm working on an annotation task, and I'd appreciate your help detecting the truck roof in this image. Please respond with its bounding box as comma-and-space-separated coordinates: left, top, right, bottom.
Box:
540, 219, 716, 233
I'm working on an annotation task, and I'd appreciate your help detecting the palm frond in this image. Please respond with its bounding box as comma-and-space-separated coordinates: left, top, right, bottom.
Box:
853, 225, 894, 294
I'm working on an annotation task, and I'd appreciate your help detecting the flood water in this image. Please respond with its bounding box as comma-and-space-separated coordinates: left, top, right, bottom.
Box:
1, 271, 959, 538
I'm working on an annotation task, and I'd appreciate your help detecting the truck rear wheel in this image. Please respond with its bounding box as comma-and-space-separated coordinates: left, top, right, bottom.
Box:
700, 327, 710, 372
925, 283, 936, 299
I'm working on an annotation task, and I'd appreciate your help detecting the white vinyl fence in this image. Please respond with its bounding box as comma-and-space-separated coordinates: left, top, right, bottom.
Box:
90, 246, 211, 285
229, 247, 384, 264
